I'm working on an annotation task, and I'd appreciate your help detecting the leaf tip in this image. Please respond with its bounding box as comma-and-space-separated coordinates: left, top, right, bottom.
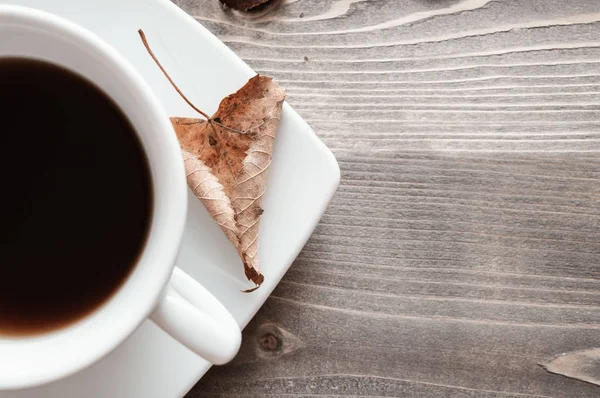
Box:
242, 285, 261, 293
241, 270, 264, 293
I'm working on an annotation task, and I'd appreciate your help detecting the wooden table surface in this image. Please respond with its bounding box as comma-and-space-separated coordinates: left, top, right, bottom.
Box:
173, 0, 600, 396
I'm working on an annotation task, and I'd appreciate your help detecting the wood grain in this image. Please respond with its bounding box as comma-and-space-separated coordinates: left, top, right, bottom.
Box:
172, 0, 600, 396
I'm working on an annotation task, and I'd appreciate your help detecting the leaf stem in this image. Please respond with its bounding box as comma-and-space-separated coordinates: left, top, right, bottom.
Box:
138, 29, 210, 120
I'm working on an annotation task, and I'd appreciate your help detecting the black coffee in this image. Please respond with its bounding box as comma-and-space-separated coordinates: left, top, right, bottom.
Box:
0, 59, 153, 336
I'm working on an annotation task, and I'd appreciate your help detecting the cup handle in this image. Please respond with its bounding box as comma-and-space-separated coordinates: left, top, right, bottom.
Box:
149, 267, 241, 365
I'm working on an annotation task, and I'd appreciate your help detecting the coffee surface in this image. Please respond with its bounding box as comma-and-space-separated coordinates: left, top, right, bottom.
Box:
0, 58, 153, 336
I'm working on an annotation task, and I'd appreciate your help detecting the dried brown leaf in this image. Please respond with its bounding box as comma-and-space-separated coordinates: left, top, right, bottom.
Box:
181, 149, 238, 247
172, 75, 285, 289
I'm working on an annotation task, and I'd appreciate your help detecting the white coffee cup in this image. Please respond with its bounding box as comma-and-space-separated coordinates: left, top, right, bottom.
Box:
0, 5, 241, 390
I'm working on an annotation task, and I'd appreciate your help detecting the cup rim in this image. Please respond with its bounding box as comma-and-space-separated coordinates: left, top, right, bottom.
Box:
0, 5, 187, 390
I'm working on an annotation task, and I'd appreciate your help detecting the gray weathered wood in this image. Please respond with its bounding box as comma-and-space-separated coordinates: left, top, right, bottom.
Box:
172, 0, 600, 396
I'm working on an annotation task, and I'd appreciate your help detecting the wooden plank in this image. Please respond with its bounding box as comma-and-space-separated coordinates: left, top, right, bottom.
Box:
174, 0, 600, 396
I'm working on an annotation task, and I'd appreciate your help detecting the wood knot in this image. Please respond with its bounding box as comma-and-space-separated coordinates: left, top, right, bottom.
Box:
221, 0, 283, 19
258, 332, 281, 352
254, 322, 304, 359
246, 0, 278, 13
